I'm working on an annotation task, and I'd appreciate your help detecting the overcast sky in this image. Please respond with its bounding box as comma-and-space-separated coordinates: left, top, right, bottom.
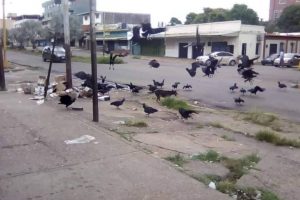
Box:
1, 0, 269, 25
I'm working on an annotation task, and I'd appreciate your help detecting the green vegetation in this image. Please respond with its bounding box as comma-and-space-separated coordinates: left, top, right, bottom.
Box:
221, 153, 260, 181
243, 111, 278, 127
261, 189, 280, 200
71, 56, 91, 63
192, 150, 220, 162
217, 180, 236, 194
125, 120, 148, 128
165, 154, 187, 167
196, 124, 205, 129
161, 97, 191, 110
256, 130, 300, 148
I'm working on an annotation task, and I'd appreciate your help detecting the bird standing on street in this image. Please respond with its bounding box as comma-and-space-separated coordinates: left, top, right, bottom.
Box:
110, 98, 125, 109
178, 108, 198, 120
278, 81, 287, 89
142, 103, 158, 116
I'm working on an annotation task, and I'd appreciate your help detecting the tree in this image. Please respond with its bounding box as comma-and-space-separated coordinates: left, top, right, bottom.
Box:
9, 20, 43, 48
228, 4, 259, 25
277, 5, 300, 32
192, 8, 229, 23
169, 17, 182, 26
48, 12, 83, 42
185, 12, 197, 24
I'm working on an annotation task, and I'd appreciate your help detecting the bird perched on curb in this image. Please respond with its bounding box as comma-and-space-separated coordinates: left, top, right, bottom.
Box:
59, 91, 78, 108
153, 79, 164, 88
148, 84, 157, 93
234, 97, 245, 105
278, 81, 287, 89
229, 83, 238, 92
110, 98, 125, 109
149, 59, 160, 68
100, 75, 106, 83
178, 108, 198, 120
142, 103, 158, 116
248, 86, 265, 95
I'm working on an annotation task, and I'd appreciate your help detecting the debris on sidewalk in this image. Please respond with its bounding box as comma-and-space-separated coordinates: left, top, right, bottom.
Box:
208, 182, 216, 190
64, 135, 95, 144
98, 95, 110, 101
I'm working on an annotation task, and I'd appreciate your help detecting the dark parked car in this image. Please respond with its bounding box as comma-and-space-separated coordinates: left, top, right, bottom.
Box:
273, 53, 300, 67
42, 46, 66, 62
261, 53, 279, 65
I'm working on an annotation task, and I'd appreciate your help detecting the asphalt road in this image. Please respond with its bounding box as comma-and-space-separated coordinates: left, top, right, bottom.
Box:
7, 49, 300, 122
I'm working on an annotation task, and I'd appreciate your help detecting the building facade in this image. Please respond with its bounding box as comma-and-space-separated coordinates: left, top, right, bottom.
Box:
269, 0, 300, 21
163, 21, 265, 60
263, 33, 300, 57
42, 0, 91, 25
81, 11, 150, 51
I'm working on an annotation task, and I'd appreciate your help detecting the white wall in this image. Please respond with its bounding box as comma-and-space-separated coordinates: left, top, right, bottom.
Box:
82, 14, 102, 25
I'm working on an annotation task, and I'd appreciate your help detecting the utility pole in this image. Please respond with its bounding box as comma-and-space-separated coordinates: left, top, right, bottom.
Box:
0, 0, 6, 91
63, 0, 72, 88
2, 0, 7, 67
90, 0, 99, 122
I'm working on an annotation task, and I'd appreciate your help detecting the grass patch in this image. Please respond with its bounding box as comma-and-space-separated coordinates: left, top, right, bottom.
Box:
217, 180, 236, 194
221, 135, 236, 141
243, 110, 278, 127
192, 150, 220, 162
165, 154, 187, 167
261, 189, 280, 200
161, 97, 191, 110
221, 153, 260, 181
125, 120, 148, 128
208, 122, 225, 129
256, 130, 300, 148
72, 55, 91, 63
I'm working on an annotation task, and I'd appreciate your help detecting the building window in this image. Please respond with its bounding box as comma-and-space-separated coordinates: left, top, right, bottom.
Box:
274, 10, 281, 19
242, 43, 247, 55
256, 43, 260, 55
291, 42, 294, 53
280, 42, 284, 51
84, 15, 88, 20
96, 13, 99, 18
279, 0, 287, 4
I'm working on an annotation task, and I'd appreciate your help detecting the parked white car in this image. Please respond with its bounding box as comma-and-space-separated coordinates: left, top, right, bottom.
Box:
273, 53, 300, 67
196, 51, 237, 66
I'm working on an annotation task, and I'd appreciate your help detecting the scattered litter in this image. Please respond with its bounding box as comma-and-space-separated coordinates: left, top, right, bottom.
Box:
34, 86, 44, 96
132, 107, 137, 111
98, 95, 110, 101
113, 121, 126, 125
49, 93, 58, 98
21, 83, 34, 94
16, 88, 24, 93
194, 101, 198, 105
37, 99, 45, 105
208, 182, 216, 190
94, 141, 99, 144
64, 135, 95, 144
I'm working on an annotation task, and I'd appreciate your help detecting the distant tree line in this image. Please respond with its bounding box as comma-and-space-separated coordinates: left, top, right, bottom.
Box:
169, 4, 300, 33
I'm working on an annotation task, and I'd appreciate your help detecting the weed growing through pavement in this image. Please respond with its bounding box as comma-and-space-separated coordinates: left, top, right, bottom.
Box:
256, 130, 300, 148
161, 97, 191, 110
165, 154, 187, 167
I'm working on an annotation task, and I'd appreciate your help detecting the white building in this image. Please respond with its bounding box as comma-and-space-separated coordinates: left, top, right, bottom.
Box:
164, 20, 265, 59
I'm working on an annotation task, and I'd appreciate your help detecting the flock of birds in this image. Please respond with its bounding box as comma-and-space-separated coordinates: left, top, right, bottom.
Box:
55, 22, 293, 120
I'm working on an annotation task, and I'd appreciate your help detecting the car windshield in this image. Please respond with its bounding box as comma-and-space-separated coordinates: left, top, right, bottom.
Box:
45, 46, 65, 52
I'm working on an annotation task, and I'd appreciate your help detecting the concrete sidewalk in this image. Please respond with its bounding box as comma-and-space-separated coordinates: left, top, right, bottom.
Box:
0, 91, 231, 200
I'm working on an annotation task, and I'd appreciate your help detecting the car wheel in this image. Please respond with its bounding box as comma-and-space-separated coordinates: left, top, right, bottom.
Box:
205, 60, 211, 66
229, 60, 236, 66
